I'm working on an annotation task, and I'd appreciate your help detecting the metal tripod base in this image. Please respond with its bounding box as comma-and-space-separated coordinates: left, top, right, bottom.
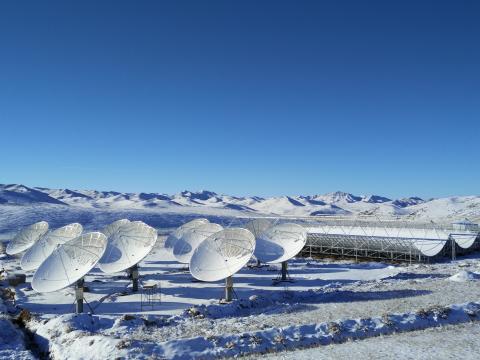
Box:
272, 261, 294, 284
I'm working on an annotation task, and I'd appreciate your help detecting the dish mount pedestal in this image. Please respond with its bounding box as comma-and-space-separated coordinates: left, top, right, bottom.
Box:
75, 278, 84, 313
273, 261, 294, 284
128, 264, 139, 292
225, 276, 233, 302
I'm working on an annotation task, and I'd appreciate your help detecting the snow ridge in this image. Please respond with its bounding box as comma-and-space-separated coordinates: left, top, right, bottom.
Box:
148, 301, 480, 359
32, 300, 480, 359
0, 184, 479, 222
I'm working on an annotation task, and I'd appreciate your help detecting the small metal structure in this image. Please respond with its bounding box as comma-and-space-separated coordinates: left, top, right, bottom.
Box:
140, 283, 161, 311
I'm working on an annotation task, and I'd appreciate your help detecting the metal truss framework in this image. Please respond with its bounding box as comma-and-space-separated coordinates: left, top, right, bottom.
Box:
296, 218, 480, 263
301, 233, 448, 263
230, 216, 479, 263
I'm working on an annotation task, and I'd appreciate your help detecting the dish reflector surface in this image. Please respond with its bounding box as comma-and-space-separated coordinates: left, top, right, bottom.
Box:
98, 221, 158, 273
21, 223, 83, 271
165, 218, 209, 250
450, 233, 478, 249
101, 219, 130, 238
305, 225, 477, 257
190, 228, 255, 282
6, 221, 49, 255
32, 232, 107, 293
412, 239, 448, 256
255, 223, 307, 264
173, 223, 223, 264
244, 218, 273, 238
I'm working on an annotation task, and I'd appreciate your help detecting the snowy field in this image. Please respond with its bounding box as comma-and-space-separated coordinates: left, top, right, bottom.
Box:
2, 227, 480, 359
250, 322, 480, 360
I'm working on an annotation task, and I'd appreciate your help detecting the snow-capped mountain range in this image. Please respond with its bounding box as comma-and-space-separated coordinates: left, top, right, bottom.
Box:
1, 184, 479, 222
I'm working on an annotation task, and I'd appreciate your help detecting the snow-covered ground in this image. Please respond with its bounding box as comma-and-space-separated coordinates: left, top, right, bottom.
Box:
1, 185, 480, 359
0, 295, 36, 359
2, 231, 480, 359
250, 322, 480, 360
4, 236, 404, 321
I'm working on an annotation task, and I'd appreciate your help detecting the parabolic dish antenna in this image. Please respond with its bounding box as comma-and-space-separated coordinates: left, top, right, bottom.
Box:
101, 219, 130, 238
31, 232, 107, 293
173, 223, 223, 264
244, 218, 273, 238
6, 221, 49, 255
255, 223, 307, 264
21, 223, 83, 271
98, 221, 158, 274
165, 218, 209, 250
190, 228, 255, 282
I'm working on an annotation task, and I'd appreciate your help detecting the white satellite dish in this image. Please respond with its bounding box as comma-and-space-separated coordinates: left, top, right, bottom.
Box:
98, 221, 158, 292
31, 232, 107, 313
99, 221, 157, 273
6, 221, 49, 255
101, 219, 130, 238
244, 218, 273, 238
244, 218, 275, 266
173, 223, 223, 264
255, 223, 307, 282
190, 228, 255, 302
21, 223, 83, 271
165, 218, 210, 250
255, 223, 307, 264
32, 232, 107, 293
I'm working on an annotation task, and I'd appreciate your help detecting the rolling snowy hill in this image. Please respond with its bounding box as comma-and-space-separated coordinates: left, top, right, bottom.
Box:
0, 184, 479, 225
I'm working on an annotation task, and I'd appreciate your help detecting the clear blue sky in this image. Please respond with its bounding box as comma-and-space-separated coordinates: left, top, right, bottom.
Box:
0, 1, 478, 198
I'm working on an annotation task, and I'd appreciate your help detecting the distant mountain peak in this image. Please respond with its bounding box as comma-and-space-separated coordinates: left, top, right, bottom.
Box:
284, 196, 305, 207
138, 192, 171, 201
55, 188, 94, 200
0, 184, 66, 205
392, 197, 425, 208
362, 195, 392, 203
179, 190, 218, 201
319, 191, 362, 203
